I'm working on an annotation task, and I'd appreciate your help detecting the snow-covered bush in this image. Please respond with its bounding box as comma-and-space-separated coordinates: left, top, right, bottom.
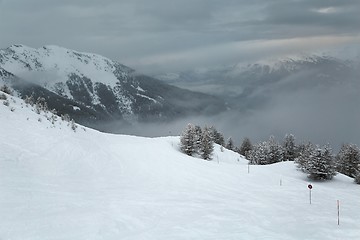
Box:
24, 94, 35, 106
61, 114, 71, 122
0, 85, 12, 95
3, 100, 10, 106
70, 119, 77, 132
0, 93, 7, 100
35, 97, 48, 114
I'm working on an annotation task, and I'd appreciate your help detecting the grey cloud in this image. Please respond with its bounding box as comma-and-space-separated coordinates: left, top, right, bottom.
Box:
1, 0, 359, 73
262, 0, 360, 31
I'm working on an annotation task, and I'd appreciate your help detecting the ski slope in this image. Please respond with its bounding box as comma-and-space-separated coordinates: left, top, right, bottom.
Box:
0, 94, 359, 240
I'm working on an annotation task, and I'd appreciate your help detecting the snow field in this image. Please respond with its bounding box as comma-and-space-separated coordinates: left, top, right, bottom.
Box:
0, 95, 359, 239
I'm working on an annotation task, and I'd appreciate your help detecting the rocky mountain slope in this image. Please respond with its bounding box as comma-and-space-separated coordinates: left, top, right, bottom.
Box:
0, 44, 225, 128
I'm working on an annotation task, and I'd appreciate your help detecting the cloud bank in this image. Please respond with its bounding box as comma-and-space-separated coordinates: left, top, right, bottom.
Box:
1, 0, 359, 73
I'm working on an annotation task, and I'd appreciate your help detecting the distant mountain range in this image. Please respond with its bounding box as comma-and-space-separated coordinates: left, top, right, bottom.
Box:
0, 45, 225, 130
156, 55, 360, 112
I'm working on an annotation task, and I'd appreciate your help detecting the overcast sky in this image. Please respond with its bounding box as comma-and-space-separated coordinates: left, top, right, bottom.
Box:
1, 0, 359, 73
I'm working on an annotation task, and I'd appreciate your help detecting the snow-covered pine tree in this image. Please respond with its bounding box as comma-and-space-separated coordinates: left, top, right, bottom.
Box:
283, 134, 296, 161
200, 126, 214, 160
180, 123, 197, 156
295, 142, 314, 172
238, 137, 252, 158
336, 143, 360, 178
226, 137, 234, 151
248, 141, 269, 165
355, 166, 360, 184
194, 125, 203, 152
307, 144, 336, 180
209, 126, 225, 147
268, 136, 284, 163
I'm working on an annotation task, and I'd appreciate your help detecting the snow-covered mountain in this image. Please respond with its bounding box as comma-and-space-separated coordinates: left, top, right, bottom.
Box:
156, 55, 360, 107
1, 90, 359, 240
0, 44, 225, 128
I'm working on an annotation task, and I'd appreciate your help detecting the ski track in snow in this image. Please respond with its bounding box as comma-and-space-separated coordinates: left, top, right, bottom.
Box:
0, 94, 359, 240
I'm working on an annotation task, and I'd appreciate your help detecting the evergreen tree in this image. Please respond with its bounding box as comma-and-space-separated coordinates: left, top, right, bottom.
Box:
239, 137, 252, 158
307, 144, 336, 180
226, 137, 234, 151
283, 134, 296, 161
194, 125, 203, 152
180, 123, 197, 156
248, 141, 269, 165
268, 136, 284, 163
355, 167, 360, 184
200, 126, 214, 160
248, 136, 284, 165
336, 143, 360, 178
209, 126, 225, 146
295, 142, 314, 173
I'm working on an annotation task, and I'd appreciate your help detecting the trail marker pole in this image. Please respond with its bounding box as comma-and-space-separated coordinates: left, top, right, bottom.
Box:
280, 178, 282, 186
247, 162, 250, 174
308, 184, 313, 204
337, 200, 340, 225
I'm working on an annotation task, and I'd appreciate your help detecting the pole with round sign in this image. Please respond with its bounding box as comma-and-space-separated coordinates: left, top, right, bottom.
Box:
308, 184, 313, 204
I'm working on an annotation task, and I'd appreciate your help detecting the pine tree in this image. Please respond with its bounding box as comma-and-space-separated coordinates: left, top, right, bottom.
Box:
180, 123, 197, 156
200, 126, 214, 160
355, 167, 360, 184
283, 134, 296, 161
239, 137, 252, 158
209, 126, 225, 146
248, 141, 269, 165
193, 125, 203, 152
336, 143, 360, 178
226, 137, 234, 151
307, 144, 336, 180
248, 137, 284, 165
295, 142, 314, 173
268, 136, 283, 163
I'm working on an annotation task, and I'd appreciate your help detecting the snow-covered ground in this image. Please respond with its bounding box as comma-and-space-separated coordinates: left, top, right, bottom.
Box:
1, 94, 359, 240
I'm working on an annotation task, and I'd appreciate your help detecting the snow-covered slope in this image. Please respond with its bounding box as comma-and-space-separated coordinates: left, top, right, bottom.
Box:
1, 94, 359, 239
0, 44, 132, 87
0, 45, 225, 127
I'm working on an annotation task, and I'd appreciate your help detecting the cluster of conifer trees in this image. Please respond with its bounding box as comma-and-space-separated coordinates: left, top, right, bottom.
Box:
179, 124, 214, 160
179, 124, 360, 184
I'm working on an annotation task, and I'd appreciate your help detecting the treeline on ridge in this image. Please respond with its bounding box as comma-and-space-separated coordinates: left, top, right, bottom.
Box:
179, 123, 360, 184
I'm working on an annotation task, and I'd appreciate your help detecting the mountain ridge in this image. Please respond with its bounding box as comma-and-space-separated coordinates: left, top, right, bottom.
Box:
0, 44, 226, 129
